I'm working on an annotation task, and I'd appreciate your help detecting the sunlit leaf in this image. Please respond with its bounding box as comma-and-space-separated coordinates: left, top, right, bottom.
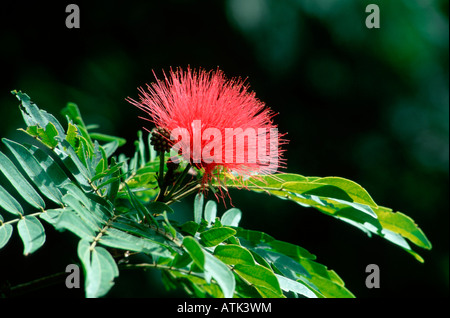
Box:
66, 122, 78, 149
214, 244, 255, 266
268, 240, 316, 261
203, 252, 235, 298
375, 207, 432, 250
276, 274, 319, 298
193, 193, 204, 224
204, 200, 217, 226
233, 263, 283, 298
254, 247, 310, 278
183, 236, 205, 270
200, 227, 236, 247
225, 173, 430, 262
40, 122, 59, 149
221, 208, 242, 227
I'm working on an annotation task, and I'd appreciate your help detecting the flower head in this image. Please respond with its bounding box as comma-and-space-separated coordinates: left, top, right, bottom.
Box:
127, 67, 287, 195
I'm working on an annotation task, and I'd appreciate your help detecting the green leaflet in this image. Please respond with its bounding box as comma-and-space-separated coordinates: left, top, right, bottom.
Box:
13, 90, 55, 132
170, 250, 193, 269
183, 236, 205, 270
200, 227, 237, 247
235, 228, 275, 244
62, 194, 103, 233
40, 207, 96, 240
193, 193, 204, 224
214, 244, 255, 266
66, 122, 78, 149
161, 211, 177, 240
105, 157, 121, 202
95, 158, 106, 176
276, 274, 319, 298
392, 230, 427, 261
0, 184, 24, 216
125, 184, 158, 227
249, 249, 272, 269
148, 201, 174, 215
220, 208, 242, 227
111, 218, 180, 253
298, 258, 354, 298
90, 162, 123, 183
374, 206, 432, 250
61, 102, 92, 146
0, 223, 13, 249
308, 177, 377, 207
253, 247, 310, 278
99, 228, 172, 258
17, 215, 46, 255
0, 151, 45, 210
102, 140, 120, 158
56, 140, 92, 190
233, 263, 284, 298
96, 174, 123, 191
181, 221, 200, 236
3, 139, 64, 205
25, 144, 72, 189
268, 240, 316, 261
77, 239, 119, 298
203, 251, 235, 298
204, 200, 217, 227
61, 102, 84, 128
306, 274, 355, 298
23, 122, 59, 149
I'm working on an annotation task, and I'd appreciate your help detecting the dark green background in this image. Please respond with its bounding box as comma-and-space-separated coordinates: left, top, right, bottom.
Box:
0, 0, 448, 298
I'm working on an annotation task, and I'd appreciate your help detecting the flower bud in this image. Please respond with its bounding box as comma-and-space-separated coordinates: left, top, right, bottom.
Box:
150, 127, 171, 153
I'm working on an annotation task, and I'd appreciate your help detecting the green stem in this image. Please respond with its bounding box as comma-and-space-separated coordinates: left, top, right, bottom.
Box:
166, 183, 202, 205
158, 151, 165, 187
2, 208, 62, 226
156, 151, 166, 202
165, 164, 192, 202
4, 271, 69, 297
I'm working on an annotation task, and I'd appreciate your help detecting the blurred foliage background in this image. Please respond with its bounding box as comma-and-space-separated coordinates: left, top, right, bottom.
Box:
0, 0, 448, 298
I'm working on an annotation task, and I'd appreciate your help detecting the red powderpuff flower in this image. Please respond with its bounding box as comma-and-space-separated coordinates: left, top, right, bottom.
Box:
127, 67, 287, 191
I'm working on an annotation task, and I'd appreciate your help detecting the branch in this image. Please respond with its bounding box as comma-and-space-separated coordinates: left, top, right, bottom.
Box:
2, 271, 68, 297
119, 262, 204, 280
